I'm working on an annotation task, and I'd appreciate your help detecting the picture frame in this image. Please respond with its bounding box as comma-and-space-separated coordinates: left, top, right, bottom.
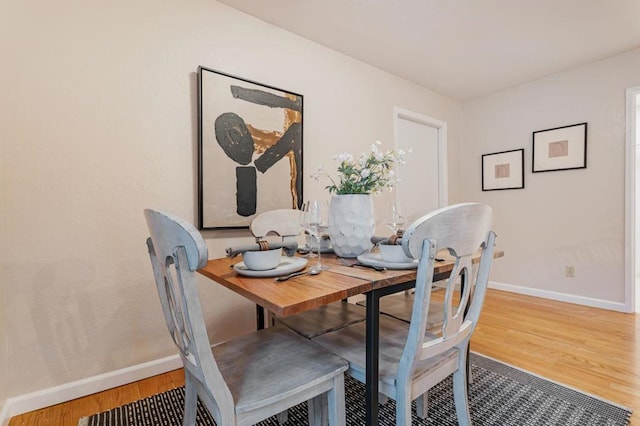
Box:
482, 148, 525, 191
198, 67, 303, 230
532, 122, 587, 173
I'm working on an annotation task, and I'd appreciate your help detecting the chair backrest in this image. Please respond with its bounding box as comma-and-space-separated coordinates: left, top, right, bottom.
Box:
398, 203, 496, 381
250, 208, 301, 243
144, 209, 234, 423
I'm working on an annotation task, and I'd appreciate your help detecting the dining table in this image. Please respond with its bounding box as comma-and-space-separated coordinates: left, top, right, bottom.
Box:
198, 249, 504, 425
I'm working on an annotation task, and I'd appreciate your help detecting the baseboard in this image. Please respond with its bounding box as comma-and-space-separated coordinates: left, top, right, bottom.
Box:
489, 281, 628, 312
0, 354, 181, 426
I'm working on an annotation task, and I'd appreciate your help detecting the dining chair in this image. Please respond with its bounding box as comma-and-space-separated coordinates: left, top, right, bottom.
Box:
250, 208, 367, 338
356, 287, 446, 418
313, 203, 496, 425
250, 208, 300, 244
144, 209, 348, 426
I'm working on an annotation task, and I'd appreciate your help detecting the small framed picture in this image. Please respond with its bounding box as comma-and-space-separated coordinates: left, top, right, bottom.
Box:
482, 148, 525, 191
532, 122, 587, 173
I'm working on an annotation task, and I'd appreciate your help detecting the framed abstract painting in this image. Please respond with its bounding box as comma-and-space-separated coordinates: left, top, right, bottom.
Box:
482, 148, 525, 191
532, 122, 587, 173
198, 67, 303, 230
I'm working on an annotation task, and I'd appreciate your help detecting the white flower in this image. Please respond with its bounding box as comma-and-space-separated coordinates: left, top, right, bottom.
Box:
333, 152, 353, 163
313, 140, 410, 194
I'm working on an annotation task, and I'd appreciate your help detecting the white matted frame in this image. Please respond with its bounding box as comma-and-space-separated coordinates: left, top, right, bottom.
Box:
482, 148, 524, 191
532, 122, 587, 173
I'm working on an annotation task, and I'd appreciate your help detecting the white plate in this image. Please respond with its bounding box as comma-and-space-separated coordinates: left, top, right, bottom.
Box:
298, 245, 334, 254
357, 253, 419, 270
234, 257, 308, 277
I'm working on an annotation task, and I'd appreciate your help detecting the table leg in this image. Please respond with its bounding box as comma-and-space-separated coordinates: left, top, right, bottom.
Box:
365, 290, 380, 425
363, 280, 415, 426
464, 266, 477, 387
256, 305, 265, 330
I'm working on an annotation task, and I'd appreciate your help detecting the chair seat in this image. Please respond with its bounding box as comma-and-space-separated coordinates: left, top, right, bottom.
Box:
275, 302, 367, 338
356, 293, 445, 329
213, 326, 348, 414
312, 315, 458, 398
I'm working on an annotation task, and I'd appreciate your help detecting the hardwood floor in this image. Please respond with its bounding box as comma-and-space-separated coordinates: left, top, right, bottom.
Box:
8, 289, 639, 425
473, 290, 639, 425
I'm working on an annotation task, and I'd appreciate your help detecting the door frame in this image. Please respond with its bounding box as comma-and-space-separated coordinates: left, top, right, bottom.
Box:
393, 107, 448, 209
624, 86, 640, 313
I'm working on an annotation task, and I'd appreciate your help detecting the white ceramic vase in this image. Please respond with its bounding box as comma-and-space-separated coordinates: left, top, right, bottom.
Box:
328, 194, 375, 258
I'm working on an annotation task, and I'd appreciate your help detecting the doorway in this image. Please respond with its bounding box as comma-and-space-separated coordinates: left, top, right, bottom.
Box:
393, 107, 448, 221
625, 86, 640, 313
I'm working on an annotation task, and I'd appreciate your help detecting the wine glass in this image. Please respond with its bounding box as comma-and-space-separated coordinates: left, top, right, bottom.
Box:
300, 200, 330, 272
298, 202, 316, 258
380, 201, 407, 235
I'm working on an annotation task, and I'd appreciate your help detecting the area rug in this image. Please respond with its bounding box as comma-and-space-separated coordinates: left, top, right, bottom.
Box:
79, 353, 632, 426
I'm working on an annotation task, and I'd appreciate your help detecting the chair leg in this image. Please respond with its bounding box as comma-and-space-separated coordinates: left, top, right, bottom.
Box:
395, 389, 411, 426
415, 392, 428, 419
453, 367, 472, 426
182, 371, 197, 426
327, 375, 345, 426
267, 309, 276, 327
308, 394, 327, 426
276, 410, 289, 424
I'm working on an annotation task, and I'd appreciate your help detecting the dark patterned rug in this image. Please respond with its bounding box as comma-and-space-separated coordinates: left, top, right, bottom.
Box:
78, 353, 631, 426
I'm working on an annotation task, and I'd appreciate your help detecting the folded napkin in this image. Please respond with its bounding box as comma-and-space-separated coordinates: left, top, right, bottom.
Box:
225, 240, 298, 258
371, 233, 404, 246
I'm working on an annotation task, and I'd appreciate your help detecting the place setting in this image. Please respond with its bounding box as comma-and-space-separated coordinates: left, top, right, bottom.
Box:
224, 199, 332, 280
225, 240, 308, 278
357, 201, 420, 270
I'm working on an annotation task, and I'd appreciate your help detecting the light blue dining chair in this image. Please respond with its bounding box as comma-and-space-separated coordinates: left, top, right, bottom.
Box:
144, 209, 348, 426
313, 203, 497, 426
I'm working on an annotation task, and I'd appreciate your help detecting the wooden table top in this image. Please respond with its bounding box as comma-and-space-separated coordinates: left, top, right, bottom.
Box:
197, 250, 503, 318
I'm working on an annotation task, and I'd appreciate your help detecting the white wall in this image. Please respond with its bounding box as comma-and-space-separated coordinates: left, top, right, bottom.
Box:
0, 7, 9, 407
462, 49, 640, 308
0, 260, 5, 412
0, 0, 461, 400
636, 95, 640, 310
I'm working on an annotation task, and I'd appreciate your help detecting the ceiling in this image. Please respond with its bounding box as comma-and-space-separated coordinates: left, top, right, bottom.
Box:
217, 0, 640, 101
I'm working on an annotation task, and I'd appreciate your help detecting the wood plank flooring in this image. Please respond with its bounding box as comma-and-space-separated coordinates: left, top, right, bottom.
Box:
8, 289, 639, 425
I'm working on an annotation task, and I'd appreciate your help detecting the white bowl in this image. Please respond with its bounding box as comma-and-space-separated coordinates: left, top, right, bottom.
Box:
379, 245, 412, 263
242, 248, 282, 270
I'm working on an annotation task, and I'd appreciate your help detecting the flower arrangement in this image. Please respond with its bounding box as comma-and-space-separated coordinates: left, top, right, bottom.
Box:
312, 141, 409, 195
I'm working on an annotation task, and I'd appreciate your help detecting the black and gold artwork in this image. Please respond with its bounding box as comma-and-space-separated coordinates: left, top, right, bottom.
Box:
198, 67, 303, 229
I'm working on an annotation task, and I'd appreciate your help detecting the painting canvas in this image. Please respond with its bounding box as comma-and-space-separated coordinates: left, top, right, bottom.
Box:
482, 148, 525, 191
532, 122, 587, 172
198, 67, 303, 230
